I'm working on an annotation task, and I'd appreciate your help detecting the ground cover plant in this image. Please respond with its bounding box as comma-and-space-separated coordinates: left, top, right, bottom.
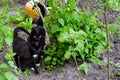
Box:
44, 0, 120, 76
44, 0, 107, 73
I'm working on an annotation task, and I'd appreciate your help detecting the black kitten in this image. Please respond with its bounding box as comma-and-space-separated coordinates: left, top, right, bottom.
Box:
13, 27, 39, 74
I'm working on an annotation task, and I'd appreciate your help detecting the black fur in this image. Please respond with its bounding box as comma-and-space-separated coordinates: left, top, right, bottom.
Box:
28, 24, 46, 63
13, 27, 39, 74
37, 3, 47, 18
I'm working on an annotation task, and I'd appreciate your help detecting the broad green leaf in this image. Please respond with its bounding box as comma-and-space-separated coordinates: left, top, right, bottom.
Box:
45, 56, 52, 62
65, 13, 72, 22
5, 37, 12, 46
108, 24, 118, 34
114, 63, 120, 68
89, 57, 102, 64
1, 26, 10, 36
51, 24, 60, 33
73, 14, 81, 23
69, 0, 76, 10
78, 62, 89, 75
57, 8, 63, 14
52, 61, 56, 65
117, 16, 120, 22
53, 57, 57, 61
94, 28, 101, 33
65, 46, 73, 59
76, 41, 84, 53
78, 30, 87, 38
59, 68, 65, 72
0, 63, 10, 70
1, 0, 7, 3
64, 51, 71, 59
117, 72, 120, 76
58, 32, 69, 42
48, 0, 54, 7
72, 51, 77, 59
4, 52, 16, 61
58, 18, 64, 26
5, 72, 19, 80
8, 61, 17, 69
0, 72, 7, 80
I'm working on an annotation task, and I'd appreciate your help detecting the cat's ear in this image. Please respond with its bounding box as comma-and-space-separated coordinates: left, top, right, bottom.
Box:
37, 3, 49, 18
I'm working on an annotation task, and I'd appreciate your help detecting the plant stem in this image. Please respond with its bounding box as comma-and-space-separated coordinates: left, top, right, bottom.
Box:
103, 0, 110, 80
72, 39, 84, 80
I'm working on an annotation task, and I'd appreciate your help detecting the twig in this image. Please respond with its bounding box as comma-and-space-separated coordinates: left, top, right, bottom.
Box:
72, 39, 84, 80
103, 0, 110, 80
73, 57, 85, 80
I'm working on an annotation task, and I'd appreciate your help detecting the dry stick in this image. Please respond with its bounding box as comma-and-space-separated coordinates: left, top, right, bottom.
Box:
103, 0, 110, 80
73, 57, 85, 80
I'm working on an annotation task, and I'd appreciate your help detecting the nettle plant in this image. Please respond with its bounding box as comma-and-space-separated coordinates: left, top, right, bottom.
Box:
44, 0, 107, 71
0, 49, 19, 80
0, 0, 14, 50
0, 0, 32, 50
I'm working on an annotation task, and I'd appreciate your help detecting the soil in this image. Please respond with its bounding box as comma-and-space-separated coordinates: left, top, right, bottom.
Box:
0, 0, 120, 80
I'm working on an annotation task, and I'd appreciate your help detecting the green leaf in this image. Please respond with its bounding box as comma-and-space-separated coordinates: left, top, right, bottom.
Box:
76, 41, 84, 53
1, 0, 7, 3
4, 50, 16, 60
0, 39, 3, 50
64, 51, 71, 59
78, 62, 89, 75
5, 72, 19, 80
53, 57, 57, 61
118, 33, 120, 39
89, 57, 102, 64
114, 63, 120, 68
59, 68, 65, 72
58, 18, 64, 26
45, 56, 52, 62
117, 71, 120, 76
0, 63, 10, 70
48, 0, 54, 7
108, 24, 118, 34
58, 32, 69, 42
52, 61, 56, 65
5, 37, 12, 46
51, 24, 60, 33
8, 61, 17, 69
0, 44, 2, 50
0, 72, 7, 80
72, 51, 78, 59
69, 1, 76, 10
1, 26, 10, 36
24, 70, 31, 76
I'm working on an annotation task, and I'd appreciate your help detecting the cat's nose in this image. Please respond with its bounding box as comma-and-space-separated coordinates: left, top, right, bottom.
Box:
35, 42, 39, 46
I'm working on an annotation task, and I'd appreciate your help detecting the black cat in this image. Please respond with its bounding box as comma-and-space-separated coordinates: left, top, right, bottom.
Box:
13, 27, 39, 74
28, 17, 46, 64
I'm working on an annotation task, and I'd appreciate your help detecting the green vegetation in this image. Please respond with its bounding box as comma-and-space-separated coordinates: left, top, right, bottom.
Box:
44, 0, 107, 73
0, 49, 19, 80
44, 0, 120, 73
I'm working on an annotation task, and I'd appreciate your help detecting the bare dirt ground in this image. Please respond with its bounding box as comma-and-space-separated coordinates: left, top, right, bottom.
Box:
0, 0, 120, 80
